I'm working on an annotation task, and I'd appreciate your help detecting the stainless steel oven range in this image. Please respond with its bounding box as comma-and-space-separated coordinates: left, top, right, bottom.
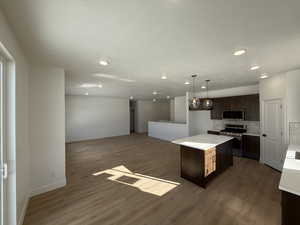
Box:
220, 124, 247, 157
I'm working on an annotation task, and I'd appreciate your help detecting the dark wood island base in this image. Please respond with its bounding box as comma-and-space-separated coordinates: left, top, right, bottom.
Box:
281, 190, 300, 225
180, 140, 233, 188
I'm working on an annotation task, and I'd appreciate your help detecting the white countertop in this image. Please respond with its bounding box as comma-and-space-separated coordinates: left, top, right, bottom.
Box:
149, 121, 187, 125
243, 132, 260, 137
279, 145, 300, 196
207, 130, 260, 137
172, 134, 234, 151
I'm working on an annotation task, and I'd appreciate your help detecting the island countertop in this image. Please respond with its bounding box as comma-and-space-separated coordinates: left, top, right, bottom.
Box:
172, 134, 234, 151
279, 144, 300, 196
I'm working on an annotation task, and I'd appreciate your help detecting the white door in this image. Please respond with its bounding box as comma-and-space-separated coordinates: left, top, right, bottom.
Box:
0, 56, 8, 225
262, 99, 283, 170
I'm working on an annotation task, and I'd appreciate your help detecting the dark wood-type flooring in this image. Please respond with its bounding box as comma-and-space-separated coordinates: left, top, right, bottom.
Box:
23, 134, 281, 225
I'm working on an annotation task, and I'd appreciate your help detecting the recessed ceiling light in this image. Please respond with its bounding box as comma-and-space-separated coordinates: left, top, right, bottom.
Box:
80, 83, 96, 88
130, 96, 134, 100
233, 49, 246, 56
166, 96, 170, 99
80, 83, 102, 88
260, 73, 268, 79
119, 78, 136, 83
161, 75, 167, 80
153, 99, 156, 102
99, 60, 109, 66
153, 91, 158, 95
85, 92, 89, 96
93, 73, 116, 79
201, 86, 206, 89
184, 81, 190, 85
250, 65, 260, 71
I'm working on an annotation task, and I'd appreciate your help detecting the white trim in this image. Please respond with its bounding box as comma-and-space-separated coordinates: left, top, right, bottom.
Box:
30, 177, 66, 197
17, 193, 29, 225
0, 46, 17, 225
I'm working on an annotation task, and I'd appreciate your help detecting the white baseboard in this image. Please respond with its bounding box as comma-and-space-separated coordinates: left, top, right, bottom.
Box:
30, 177, 66, 197
16, 178, 66, 225
18, 193, 30, 225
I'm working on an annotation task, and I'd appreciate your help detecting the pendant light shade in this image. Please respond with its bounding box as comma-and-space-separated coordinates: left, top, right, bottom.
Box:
203, 98, 213, 109
189, 75, 201, 110
190, 96, 201, 109
202, 80, 213, 110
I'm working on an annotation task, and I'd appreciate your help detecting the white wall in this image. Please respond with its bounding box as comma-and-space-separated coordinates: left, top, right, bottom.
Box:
259, 73, 287, 143
29, 66, 66, 196
148, 121, 189, 141
66, 96, 130, 142
170, 99, 175, 121
0, 8, 30, 225
259, 75, 286, 101
174, 96, 187, 123
189, 111, 213, 136
286, 70, 300, 123
135, 100, 170, 133
259, 70, 300, 165
195, 84, 259, 98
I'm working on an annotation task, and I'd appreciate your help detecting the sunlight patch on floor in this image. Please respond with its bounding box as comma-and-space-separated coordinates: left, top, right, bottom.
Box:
93, 165, 180, 196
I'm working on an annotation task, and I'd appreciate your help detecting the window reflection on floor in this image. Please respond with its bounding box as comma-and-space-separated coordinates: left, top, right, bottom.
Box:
93, 165, 180, 196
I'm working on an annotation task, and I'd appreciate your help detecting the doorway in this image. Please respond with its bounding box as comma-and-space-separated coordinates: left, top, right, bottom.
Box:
262, 99, 284, 171
130, 100, 135, 133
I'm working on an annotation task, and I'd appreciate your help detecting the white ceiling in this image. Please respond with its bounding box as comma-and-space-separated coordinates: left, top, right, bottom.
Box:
1, 0, 300, 99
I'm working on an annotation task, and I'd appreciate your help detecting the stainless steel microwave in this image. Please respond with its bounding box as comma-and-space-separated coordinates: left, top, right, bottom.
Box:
222, 111, 244, 120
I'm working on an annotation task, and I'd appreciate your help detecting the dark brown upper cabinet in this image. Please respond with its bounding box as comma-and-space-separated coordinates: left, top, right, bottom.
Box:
210, 94, 259, 121
210, 98, 223, 120
243, 94, 260, 121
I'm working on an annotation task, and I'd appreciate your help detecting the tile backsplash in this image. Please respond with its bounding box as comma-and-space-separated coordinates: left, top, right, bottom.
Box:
289, 122, 300, 145
212, 120, 260, 134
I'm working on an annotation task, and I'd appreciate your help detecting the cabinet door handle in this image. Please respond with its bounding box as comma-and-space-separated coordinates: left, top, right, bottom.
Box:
262, 134, 267, 137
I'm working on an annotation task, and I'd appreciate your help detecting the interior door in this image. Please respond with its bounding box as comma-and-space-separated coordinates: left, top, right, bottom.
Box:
262, 99, 283, 170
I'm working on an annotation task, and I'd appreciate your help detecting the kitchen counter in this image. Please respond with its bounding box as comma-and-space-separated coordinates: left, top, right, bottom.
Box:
172, 134, 234, 188
206, 130, 261, 160
279, 144, 300, 196
279, 144, 300, 225
151, 120, 187, 125
172, 134, 233, 151
207, 129, 260, 137
243, 132, 260, 137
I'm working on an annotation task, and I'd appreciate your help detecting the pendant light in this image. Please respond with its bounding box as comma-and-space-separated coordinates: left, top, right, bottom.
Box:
202, 80, 213, 110
189, 75, 201, 110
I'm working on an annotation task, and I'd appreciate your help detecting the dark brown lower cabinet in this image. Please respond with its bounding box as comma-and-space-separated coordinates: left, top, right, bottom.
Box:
180, 140, 233, 188
242, 135, 260, 160
207, 130, 220, 135
281, 191, 300, 225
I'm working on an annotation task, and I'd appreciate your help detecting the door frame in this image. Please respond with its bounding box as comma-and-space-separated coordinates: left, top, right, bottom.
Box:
260, 98, 285, 170
0, 52, 4, 225
0, 43, 17, 225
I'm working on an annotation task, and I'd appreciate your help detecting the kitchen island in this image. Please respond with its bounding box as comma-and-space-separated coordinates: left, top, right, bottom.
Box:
172, 134, 234, 188
279, 144, 300, 225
